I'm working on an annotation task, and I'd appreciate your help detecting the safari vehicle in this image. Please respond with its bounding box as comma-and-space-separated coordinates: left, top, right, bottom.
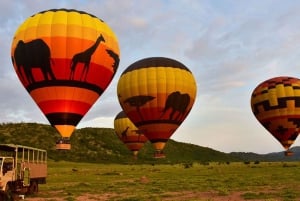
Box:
0, 144, 47, 197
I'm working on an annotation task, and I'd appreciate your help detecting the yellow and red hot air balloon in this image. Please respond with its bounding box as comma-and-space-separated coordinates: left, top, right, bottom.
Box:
11, 9, 120, 150
251, 76, 300, 156
117, 57, 197, 158
114, 111, 148, 158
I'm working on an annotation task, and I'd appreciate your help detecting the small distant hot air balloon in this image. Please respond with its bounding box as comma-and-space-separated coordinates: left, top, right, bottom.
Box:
114, 111, 148, 158
251, 76, 300, 156
11, 9, 120, 150
117, 57, 197, 158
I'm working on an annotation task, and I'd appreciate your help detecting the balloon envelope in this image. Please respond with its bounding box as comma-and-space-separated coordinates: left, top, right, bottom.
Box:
11, 9, 120, 149
117, 57, 197, 158
114, 111, 148, 158
251, 76, 300, 155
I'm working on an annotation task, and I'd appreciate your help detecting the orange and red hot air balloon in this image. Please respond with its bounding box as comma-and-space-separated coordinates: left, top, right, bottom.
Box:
114, 111, 148, 159
117, 57, 197, 158
11, 9, 120, 149
251, 76, 300, 156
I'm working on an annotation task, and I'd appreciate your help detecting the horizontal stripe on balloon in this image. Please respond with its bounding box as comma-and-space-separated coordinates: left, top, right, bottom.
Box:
252, 86, 300, 98
25, 80, 104, 95
36, 9, 101, 19
14, 25, 102, 43
52, 59, 114, 80
148, 139, 169, 143
251, 90, 300, 103
252, 105, 300, 117
122, 57, 191, 74
18, 62, 115, 92
116, 128, 143, 137
46, 113, 83, 126
38, 100, 91, 115
114, 112, 128, 119
118, 68, 196, 96
255, 113, 300, 121
123, 107, 193, 125
12, 36, 119, 60
271, 128, 298, 137
138, 124, 178, 140
46, 37, 117, 59
135, 119, 184, 126
14, 11, 116, 40
121, 136, 148, 143
29, 86, 99, 104
258, 115, 300, 121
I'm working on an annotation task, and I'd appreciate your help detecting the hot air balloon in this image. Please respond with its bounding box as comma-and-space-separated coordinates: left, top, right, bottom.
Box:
117, 57, 197, 158
251, 76, 300, 156
11, 9, 120, 150
114, 111, 148, 158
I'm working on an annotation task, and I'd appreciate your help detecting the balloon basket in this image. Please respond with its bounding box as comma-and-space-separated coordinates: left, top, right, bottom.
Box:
56, 138, 71, 150
154, 151, 166, 159
284, 150, 294, 156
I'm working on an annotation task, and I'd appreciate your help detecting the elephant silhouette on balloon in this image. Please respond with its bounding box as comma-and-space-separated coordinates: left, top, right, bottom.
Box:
12, 39, 56, 84
160, 91, 191, 121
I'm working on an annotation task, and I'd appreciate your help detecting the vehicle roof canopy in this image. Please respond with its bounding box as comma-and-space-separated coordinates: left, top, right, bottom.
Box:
0, 144, 46, 152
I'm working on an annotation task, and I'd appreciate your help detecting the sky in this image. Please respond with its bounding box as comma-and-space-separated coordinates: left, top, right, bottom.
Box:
1, 0, 300, 154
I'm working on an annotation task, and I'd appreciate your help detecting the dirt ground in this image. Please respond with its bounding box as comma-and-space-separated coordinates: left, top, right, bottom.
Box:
18, 191, 282, 201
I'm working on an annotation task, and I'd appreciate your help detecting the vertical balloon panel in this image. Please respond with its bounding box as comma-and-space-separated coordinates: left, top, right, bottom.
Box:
11, 9, 120, 149
251, 76, 300, 156
117, 57, 197, 158
114, 111, 148, 158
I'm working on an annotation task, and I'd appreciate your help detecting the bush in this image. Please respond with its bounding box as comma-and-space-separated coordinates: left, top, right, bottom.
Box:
183, 162, 193, 168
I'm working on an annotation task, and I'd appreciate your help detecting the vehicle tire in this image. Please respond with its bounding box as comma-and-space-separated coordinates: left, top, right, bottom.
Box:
28, 181, 38, 194
0, 192, 5, 201
4, 183, 13, 201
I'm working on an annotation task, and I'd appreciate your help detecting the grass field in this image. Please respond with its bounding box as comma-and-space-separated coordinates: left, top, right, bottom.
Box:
26, 161, 300, 201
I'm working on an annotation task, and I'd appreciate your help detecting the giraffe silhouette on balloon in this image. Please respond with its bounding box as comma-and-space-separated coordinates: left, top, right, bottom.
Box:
70, 35, 105, 81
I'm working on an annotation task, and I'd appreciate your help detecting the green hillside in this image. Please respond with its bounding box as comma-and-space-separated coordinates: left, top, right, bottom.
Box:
0, 123, 239, 163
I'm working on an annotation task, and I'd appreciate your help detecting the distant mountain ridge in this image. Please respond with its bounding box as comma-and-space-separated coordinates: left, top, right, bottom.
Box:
229, 146, 300, 162
0, 122, 297, 163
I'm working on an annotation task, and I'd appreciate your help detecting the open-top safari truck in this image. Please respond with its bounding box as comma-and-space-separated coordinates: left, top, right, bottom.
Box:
0, 144, 47, 198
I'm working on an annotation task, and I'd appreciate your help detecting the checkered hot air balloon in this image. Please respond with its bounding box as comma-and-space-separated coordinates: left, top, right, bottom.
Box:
251, 76, 300, 156
117, 57, 197, 158
11, 9, 120, 150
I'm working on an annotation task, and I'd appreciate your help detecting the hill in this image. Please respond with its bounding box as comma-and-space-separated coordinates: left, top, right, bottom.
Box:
230, 146, 300, 162
0, 122, 239, 163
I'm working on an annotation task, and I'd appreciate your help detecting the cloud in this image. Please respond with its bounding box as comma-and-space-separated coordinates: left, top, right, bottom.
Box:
78, 116, 115, 129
